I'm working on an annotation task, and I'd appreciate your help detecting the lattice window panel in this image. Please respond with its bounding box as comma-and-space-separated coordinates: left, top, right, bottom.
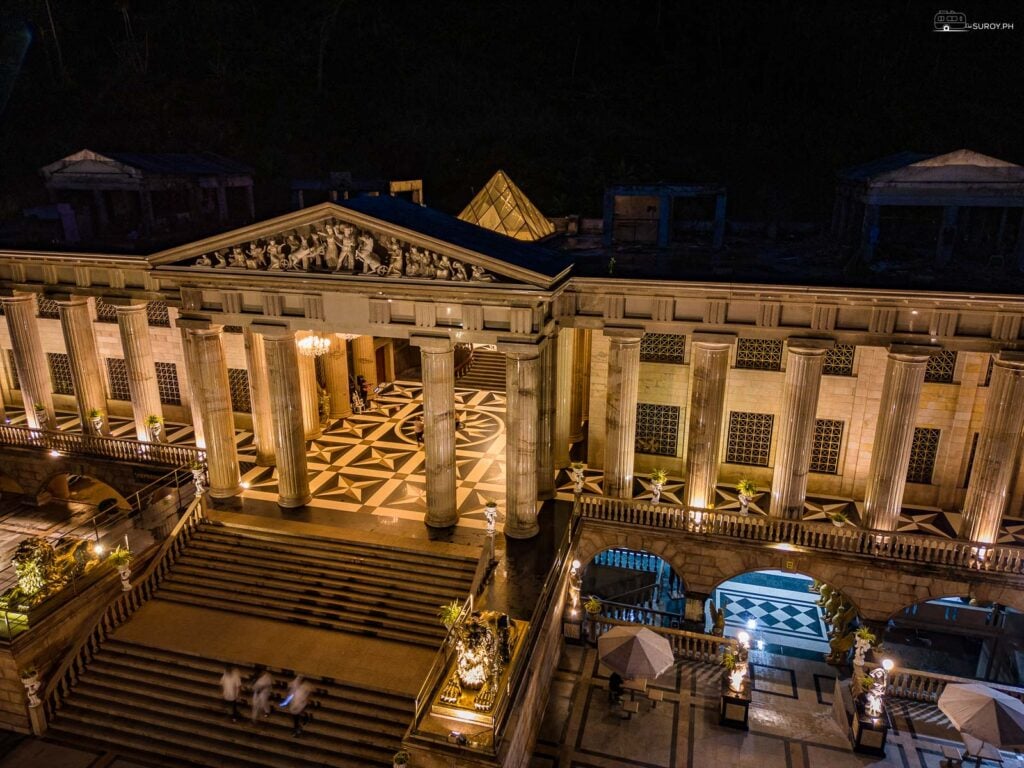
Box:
925, 351, 957, 383
146, 301, 171, 327
907, 427, 941, 484
36, 296, 60, 319
47, 352, 74, 396
106, 358, 131, 401
155, 362, 181, 405
639, 333, 685, 364
95, 299, 119, 323
726, 411, 774, 466
6, 350, 20, 390
634, 403, 680, 456
823, 345, 855, 376
983, 356, 994, 387
735, 339, 783, 371
809, 419, 844, 474
223, 325, 244, 334
228, 368, 251, 413
963, 432, 980, 488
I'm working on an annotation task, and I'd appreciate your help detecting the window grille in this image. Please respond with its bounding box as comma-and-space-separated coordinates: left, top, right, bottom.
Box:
726, 411, 774, 466
146, 301, 171, 328
36, 297, 60, 319
639, 333, 685, 364
982, 356, 994, 387
155, 362, 181, 405
925, 351, 956, 383
963, 432, 980, 488
106, 358, 131, 401
735, 339, 783, 371
810, 419, 844, 474
634, 403, 680, 456
47, 352, 74, 395
95, 299, 119, 323
228, 368, 251, 413
823, 345, 855, 376
6, 350, 19, 390
223, 325, 244, 334
907, 427, 941, 484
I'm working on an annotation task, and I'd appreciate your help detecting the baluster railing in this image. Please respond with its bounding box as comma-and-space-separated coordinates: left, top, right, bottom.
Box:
865, 662, 1024, 704
590, 615, 737, 663
0, 423, 204, 467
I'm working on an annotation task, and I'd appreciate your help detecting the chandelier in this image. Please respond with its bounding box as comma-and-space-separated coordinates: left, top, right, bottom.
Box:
297, 334, 331, 357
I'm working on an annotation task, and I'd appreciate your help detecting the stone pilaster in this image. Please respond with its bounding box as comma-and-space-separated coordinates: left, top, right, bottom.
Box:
570, 328, 590, 443
296, 340, 322, 440
244, 327, 275, 466
57, 298, 108, 434
504, 344, 541, 538
178, 327, 206, 449
861, 348, 930, 531
416, 337, 457, 528
537, 336, 556, 499
116, 304, 163, 442
684, 338, 732, 509
602, 332, 642, 499
553, 327, 575, 468
770, 341, 829, 518
262, 328, 311, 508
959, 354, 1024, 543
353, 335, 378, 391
323, 335, 353, 419
1, 295, 54, 429
187, 327, 240, 498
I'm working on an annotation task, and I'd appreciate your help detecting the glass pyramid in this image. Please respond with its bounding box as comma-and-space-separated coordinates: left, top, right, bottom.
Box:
458, 170, 555, 241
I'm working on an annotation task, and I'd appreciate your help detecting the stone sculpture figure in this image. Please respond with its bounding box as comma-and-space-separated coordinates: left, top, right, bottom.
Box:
322, 225, 340, 270
266, 239, 285, 270
336, 226, 356, 272
450, 259, 468, 281
470, 265, 496, 282
386, 241, 404, 276
246, 243, 266, 269
356, 234, 386, 274
434, 253, 452, 280
708, 601, 726, 636
213, 250, 228, 268
195, 253, 212, 267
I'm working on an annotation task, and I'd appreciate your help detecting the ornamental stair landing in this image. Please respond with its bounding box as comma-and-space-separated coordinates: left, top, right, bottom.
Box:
456, 350, 507, 392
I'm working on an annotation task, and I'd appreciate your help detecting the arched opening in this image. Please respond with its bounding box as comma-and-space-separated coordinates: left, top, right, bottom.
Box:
0, 470, 26, 499
43, 474, 132, 519
712, 569, 859, 661
581, 547, 686, 627
885, 597, 1023, 685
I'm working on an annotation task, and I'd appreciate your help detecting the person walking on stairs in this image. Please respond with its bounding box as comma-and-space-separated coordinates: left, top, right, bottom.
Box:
219, 665, 243, 722
250, 666, 274, 723
283, 674, 314, 737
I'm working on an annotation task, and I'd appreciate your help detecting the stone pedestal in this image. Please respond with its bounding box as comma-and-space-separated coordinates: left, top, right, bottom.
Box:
116, 304, 163, 442
187, 327, 240, 499
553, 328, 575, 468
57, 298, 108, 434
959, 354, 1024, 543
296, 342, 322, 440
417, 338, 457, 528
861, 349, 930, 531
323, 335, 353, 419
244, 328, 276, 466
770, 342, 829, 518
262, 329, 311, 508
1, 295, 55, 429
570, 329, 590, 443
537, 337, 556, 499
603, 333, 642, 499
504, 345, 541, 538
684, 339, 732, 509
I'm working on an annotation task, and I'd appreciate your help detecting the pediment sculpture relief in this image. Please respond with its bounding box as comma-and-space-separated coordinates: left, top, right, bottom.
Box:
190, 219, 499, 283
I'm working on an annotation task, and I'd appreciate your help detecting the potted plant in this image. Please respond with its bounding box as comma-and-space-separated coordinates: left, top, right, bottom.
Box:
33, 402, 47, 425
108, 545, 133, 591
828, 510, 849, 528
18, 666, 38, 686
392, 750, 410, 768
852, 625, 877, 670
437, 599, 463, 630
569, 462, 587, 494
649, 468, 668, 504
188, 459, 208, 496
87, 408, 104, 434
736, 479, 757, 512
583, 595, 601, 616
145, 414, 163, 441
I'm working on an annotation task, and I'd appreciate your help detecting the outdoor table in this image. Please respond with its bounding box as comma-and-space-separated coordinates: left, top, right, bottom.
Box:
623, 679, 648, 700
965, 743, 1004, 767
941, 744, 964, 767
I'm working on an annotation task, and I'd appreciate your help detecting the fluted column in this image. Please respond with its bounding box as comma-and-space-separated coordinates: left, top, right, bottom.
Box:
684, 339, 732, 509
553, 327, 575, 468
603, 332, 642, 499
504, 344, 541, 538
770, 341, 829, 518
116, 304, 163, 441
570, 328, 590, 442
862, 348, 930, 531
187, 326, 240, 498
57, 298, 108, 434
1, 295, 54, 429
296, 340, 322, 440
959, 354, 1024, 543
262, 328, 311, 508
323, 335, 353, 419
416, 337, 457, 528
353, 335, 378, 391
537, 336, 556, 499
178, 327, 205, 449
244, 327, 275, 466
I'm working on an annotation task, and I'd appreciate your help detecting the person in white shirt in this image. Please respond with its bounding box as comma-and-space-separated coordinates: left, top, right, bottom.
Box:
250, 667, 274, 723
219, 666, 243, 722
283, 675, 315, 737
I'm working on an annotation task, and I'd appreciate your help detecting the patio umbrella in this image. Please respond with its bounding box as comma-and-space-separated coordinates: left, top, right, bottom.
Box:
597, 626, 675, 680
937, 683, 1024, 750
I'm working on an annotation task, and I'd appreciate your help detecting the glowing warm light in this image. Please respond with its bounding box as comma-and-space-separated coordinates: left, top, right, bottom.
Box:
571, 559, 581, 571
296, 335, 330, 357
49, 450, 60, 457
240, 481, 251, 489
881, 658, 894, 671
737, 630, 750, 647
92, 543, 105, 556
745, 618, 757, 631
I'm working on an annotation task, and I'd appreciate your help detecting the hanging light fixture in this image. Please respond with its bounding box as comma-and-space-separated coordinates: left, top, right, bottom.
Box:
297, 334, 331, 357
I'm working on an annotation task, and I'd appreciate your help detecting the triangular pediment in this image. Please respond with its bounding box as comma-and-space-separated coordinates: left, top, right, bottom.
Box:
149, 200, 571, 289
40, 150, 143, 181
871, 149, 1024, 185
458, 170, 555, 241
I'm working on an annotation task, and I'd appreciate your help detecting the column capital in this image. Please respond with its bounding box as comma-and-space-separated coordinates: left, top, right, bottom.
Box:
54, 296, 91, 308
995, 351, 1024, 371
691, 332, 736, 348
114, 302, 148, 316
887, 343, 939, 362
497, 341, 541, 359
603, 327, 644, 342
251, 322, 294, 340
410, 334, 452, 352
786, 337, 833, 354
0, 294, 34, 308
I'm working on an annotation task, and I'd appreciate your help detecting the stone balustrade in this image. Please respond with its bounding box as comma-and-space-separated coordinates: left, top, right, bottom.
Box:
0, 423, 204, 468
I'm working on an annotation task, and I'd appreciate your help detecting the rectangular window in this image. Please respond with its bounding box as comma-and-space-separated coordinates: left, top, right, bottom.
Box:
36, 296, 60, 319
639, 333, 686, 364
6, 350, 20, 390
106, 358, 131, 401
907, 427, 941, 484
735, 339, 783, 371
925, 351, 957, 383
823, 345, 855, 376
810, 419, 844, 474
155, 362, 181, 405
228, 368, 251, 413
95, 299, 119, 323
635, 403, 680, 456
726, 411, 774, 466
223, 325, 244, 334
47, 352, 74, 396
963, 432, 980, 488
146, 301, 171, 328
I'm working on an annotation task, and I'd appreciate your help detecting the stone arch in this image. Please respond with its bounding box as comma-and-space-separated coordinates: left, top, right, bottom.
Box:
708, 567, 863, 619
38, 472, 132, 513
575, 527, 690, 594
886, 587, 1024, 620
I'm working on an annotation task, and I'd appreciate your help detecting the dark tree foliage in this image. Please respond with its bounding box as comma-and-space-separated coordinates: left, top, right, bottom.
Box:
0, 1, 1022, 221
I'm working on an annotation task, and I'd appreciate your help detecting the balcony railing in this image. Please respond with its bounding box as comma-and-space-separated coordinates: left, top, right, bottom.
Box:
0, 424, 204, 467
578, 495, 1024, 575
588, 615, 736, 664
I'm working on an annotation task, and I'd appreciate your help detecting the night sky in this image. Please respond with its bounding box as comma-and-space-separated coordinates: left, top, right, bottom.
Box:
1, 1, 1022, 221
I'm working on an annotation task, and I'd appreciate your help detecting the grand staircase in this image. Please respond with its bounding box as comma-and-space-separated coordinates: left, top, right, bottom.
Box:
456, 349, 506, 391
46, 521, 481, 767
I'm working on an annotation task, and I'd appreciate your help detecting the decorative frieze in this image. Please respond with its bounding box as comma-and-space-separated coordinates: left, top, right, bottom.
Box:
869, 307, 897, 335
811, 304, 838, 331
510, 307, 533, 335
757, 302, 781, 328
651, 296, 674, 322
462, 304, 484, 332
929, 310, 958, 338
991, 314, 1021, 341
704, 300, 727, 325
368, 299, 391, 325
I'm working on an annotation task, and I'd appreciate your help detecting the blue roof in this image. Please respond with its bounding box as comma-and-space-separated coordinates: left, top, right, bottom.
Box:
106, 152, 253, 176
338, 196, 573, 280
838, 152, 935, 181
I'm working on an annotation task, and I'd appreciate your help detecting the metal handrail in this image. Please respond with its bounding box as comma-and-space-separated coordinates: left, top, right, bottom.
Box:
0, 423, 204, 467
